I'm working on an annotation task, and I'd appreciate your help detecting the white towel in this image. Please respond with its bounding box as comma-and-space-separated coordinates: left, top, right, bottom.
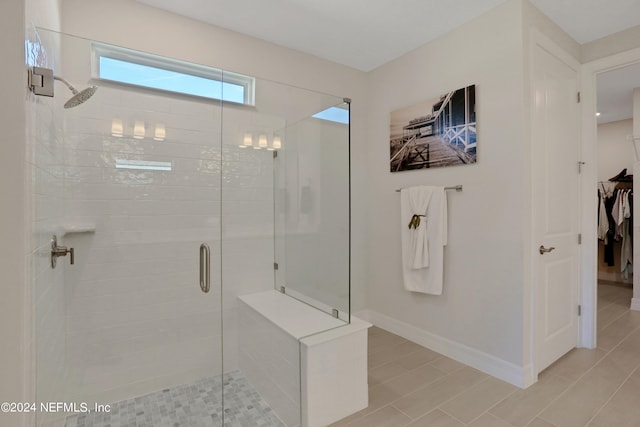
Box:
400, 186, 447, 294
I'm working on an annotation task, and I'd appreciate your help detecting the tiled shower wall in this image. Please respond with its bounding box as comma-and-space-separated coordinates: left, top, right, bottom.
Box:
27, 28, 68, 427
59, 85, 278, 405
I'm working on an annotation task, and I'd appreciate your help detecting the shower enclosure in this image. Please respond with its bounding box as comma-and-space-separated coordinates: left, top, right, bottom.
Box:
28, 28, 352, 427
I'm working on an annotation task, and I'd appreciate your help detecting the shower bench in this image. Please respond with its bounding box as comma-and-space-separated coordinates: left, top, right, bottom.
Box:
238, 290, 370, 427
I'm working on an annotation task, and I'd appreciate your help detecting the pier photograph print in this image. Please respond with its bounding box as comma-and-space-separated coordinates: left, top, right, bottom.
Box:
390, 84, 476, 172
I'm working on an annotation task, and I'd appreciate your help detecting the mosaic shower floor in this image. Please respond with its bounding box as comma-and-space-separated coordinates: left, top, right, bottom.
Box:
65, 371, 286, 427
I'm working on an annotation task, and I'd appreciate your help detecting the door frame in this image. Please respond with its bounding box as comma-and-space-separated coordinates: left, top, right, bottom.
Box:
529, 28, 582, 382
579, 47, 640, 349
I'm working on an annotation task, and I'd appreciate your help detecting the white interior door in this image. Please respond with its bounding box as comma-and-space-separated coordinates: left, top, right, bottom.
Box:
532, 35, 581, 373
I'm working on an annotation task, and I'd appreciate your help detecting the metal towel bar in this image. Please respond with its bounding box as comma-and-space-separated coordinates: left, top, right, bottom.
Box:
395, 185, 462, 192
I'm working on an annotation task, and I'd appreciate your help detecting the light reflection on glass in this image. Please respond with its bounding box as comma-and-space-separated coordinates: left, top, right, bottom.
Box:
111, 119, 123, 137
133, 121, 145, 139
115, 159, 171, 171
258, 134, 268, 149
241, 132, 253, 149
154, 124, 166, 141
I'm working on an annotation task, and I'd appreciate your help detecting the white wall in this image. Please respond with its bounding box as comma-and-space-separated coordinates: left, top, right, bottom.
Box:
0, 1, 28, 427
2, 3, 66, 427
26, 0, 61, 31
364, 0, 526, 376
597, 119, 634, 182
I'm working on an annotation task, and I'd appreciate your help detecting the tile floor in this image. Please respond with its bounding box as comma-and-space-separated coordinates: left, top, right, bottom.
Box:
331, 282, 640, 427
65, 370, 284, 427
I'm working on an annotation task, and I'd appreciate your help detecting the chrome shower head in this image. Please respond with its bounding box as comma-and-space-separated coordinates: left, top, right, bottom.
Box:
54, 76, 98, 109
64, 85, 98, 109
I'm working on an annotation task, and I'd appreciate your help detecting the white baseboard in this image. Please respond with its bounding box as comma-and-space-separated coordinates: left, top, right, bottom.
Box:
631, 298, 640, 312
355, 309, 529, 388
522, 363, 536, 388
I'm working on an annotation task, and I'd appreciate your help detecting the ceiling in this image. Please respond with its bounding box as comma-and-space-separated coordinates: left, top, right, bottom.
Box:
136, 0, 640, 122
136, 0, 509, 72
136, 0, 640, 72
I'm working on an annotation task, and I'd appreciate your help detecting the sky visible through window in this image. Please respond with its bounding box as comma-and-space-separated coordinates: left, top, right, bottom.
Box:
312, 106, 349, 124
99, 57, 245, 103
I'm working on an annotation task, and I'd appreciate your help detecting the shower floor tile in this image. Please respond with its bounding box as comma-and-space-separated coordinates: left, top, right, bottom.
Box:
65, 370, 286, 427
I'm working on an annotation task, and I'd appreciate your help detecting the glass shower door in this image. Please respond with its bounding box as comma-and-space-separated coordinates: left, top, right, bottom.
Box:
30, 29, 224, 427
31, 27, 352, 427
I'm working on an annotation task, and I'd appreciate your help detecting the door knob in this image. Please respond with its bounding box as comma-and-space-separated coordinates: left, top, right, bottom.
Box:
539, 245, 556, 255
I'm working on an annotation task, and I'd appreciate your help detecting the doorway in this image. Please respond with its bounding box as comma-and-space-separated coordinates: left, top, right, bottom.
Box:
596, 63, 640, 298
594, 62, 640, 331
580, 49, 640, 350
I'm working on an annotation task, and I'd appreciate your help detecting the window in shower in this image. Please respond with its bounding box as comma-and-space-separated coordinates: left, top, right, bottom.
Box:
312, 105, 350, 124
92, 43, 255, 105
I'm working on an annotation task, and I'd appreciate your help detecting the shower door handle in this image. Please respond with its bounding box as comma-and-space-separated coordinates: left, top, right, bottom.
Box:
199, 243, 211, 293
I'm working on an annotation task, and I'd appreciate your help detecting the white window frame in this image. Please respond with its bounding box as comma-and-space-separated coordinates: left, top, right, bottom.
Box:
91, 42, 255, 106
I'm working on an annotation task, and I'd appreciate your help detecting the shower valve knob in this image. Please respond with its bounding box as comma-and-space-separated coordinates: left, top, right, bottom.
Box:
51, 235, 75, 268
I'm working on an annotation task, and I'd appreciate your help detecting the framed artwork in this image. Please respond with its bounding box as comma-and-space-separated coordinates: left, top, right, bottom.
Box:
390, 84, 476, 172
